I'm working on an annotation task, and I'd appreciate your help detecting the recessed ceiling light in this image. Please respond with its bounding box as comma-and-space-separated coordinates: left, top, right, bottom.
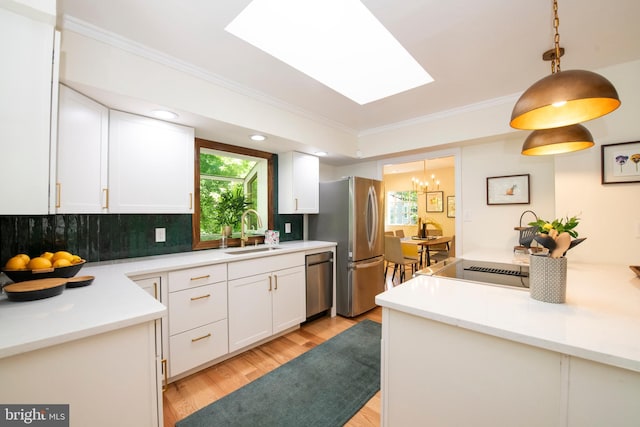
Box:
250, 134, 267, 141
226, 0, 433, 105
151, 110, 178, 120
315, 151, 328, 156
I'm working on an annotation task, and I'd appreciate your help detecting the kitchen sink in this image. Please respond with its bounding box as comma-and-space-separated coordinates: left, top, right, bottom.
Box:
224, 246, 283, 255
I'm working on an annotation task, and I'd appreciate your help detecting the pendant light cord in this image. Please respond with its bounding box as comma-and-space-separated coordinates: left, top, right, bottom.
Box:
552, 0, 561, 73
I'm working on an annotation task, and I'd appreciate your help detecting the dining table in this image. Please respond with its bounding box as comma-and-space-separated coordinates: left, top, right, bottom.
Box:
401, 236, 453, 267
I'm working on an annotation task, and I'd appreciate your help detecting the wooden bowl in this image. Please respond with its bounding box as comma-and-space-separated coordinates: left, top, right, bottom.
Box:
2, 261, 85, 283
3, 278, 67, 301
65, 275, 94, 288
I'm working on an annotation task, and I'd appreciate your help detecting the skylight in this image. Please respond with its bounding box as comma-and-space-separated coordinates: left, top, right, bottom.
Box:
225, 0, 433, 105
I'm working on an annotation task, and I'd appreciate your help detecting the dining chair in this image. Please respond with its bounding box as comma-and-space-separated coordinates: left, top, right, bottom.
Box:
384, 231, 394, 236
384, 235, 419, 284
394, 230, 405, 238
430, 234, 454, 264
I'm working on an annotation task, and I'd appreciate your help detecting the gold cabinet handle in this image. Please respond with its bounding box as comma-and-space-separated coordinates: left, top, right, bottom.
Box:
161, 358, 168, 392
274, 274, 278, 290
295, 198, 298, 211
190, 293, 210, 301
191, 333, 211, 343
190, 274, 210, 281
268, 275, 272, 291
153, 282, 158, 300
102, 188, 109, 209
189, 192, 193, 210
56, 183, 61, 208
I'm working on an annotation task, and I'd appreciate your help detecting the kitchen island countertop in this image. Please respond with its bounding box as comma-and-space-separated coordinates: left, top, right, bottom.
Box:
0, 240, 336, 359
375, 250, 640, 372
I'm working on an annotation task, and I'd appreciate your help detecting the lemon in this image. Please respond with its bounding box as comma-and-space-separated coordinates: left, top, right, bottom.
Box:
70, 255, 83, 264
52, 251, 74, 263
27, 257, 53, 270
53, 258, 72, 268
41, 251, 54, 261
15, 253, 30, 264
4, 256, 28, 270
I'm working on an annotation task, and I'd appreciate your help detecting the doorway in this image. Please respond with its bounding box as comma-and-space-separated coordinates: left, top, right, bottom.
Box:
380, 150, 460, 259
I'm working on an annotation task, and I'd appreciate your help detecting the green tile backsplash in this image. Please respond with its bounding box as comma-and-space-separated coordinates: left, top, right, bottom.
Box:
0, 212, 303, 265
0, 214, 192, 264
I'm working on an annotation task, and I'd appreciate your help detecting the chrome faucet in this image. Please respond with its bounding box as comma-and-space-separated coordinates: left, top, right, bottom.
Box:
240, 209, 263, 247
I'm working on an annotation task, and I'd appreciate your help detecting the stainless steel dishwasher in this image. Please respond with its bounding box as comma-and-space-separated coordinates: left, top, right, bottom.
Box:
305, 251, 333, 319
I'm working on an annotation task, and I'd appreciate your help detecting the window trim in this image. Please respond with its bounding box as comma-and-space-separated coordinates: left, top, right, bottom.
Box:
192, 138, 274, 250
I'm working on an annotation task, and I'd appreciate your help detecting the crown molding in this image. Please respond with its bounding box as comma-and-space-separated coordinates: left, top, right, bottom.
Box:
60, 15, 357, 136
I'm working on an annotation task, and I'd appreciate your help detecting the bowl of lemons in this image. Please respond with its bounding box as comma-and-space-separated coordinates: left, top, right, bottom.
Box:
2, 251, 86, 283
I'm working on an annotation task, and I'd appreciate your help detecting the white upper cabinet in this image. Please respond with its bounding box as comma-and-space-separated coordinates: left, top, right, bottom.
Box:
55, 85, 109, 213
108, 110, 195, 213
0, 8, 56, 214
278, 151, 319, 214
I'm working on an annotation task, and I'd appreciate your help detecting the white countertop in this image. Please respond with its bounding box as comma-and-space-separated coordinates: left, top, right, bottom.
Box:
375, 250, 640, 372
0, 240, 335, 359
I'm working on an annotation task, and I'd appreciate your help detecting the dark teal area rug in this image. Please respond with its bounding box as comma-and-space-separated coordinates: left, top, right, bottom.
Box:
176, 319, 381, 427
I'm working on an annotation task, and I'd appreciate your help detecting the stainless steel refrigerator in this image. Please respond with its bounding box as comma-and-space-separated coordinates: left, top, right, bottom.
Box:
308, 176, 385, 317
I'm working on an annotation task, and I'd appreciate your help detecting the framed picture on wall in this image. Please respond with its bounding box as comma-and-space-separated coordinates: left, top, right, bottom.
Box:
447, 196, 455, 218
486, 174, 530, 205
601, 141, 640, 184
426, 191, 444, 212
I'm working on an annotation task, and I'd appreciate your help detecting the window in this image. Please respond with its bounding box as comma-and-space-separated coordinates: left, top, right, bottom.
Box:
386, 191, 417, 225
193, 138, 274, 250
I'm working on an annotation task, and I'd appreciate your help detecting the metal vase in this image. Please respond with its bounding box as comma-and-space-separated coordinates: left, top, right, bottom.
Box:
529, 255, 567, 303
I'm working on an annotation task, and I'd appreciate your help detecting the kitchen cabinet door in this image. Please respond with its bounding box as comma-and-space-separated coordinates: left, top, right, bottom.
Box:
108, 110, 195, 213
228, 273, 273, 352
133, 275, 167, 398
278, 151, 319, 214
0, 8, 56, 214
55, 85, 109, 213
272, 265, 306, 333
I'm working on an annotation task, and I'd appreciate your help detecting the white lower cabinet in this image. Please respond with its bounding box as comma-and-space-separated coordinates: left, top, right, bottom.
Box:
160, 251, 309, 381
132, 274, 166, 420
167, 264, 228, 378
0, 322, 161, 427
169, 319, 228, 377
228, 253, 306, 352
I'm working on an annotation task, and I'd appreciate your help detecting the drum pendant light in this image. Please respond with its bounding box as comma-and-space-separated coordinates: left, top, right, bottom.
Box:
521, 124, 594, 156
510, 0, 620, 130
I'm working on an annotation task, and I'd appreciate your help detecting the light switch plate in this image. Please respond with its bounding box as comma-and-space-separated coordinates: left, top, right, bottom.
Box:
155, 228, 166, 242
285, 223, 292, 233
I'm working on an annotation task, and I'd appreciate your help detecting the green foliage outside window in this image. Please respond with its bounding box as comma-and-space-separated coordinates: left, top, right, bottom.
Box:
386, 191, 418, 225
200, 152, 256, 240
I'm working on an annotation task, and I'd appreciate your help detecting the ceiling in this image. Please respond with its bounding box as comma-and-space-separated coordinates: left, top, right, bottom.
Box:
56, 0, 640, 164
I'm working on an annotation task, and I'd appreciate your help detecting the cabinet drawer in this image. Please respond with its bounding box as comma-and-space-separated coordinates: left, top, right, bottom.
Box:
169, 319, 228, 377
228, 252, 305, 280
168, 264, 226, 292
169, 282, 227, 335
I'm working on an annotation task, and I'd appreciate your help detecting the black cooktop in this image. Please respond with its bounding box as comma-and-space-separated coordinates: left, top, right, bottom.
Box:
430, 258, 529, 289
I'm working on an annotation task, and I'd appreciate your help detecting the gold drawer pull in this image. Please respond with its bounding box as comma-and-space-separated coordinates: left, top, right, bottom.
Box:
190, 274, 210, 281
190, 294, 211, 301
191, 333, 211, 342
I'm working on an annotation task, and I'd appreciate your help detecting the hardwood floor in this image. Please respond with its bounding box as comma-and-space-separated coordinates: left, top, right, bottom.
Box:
163, 307, 382, 427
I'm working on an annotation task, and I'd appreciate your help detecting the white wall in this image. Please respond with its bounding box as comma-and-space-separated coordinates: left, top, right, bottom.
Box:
460, 135, 555, 254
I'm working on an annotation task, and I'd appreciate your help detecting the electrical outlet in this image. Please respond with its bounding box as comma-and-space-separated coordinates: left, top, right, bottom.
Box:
155, 228, 166, 243
285, 223, 292, 233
